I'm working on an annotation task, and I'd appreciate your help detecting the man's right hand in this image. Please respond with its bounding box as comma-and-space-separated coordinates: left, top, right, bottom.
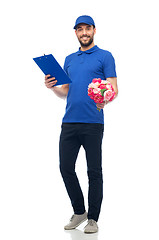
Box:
45, 74, 57, 89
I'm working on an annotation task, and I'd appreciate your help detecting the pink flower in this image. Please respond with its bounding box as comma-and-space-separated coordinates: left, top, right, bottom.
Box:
88, 88, 93, 95
109, 91, 116, 101
94, 94, 104, 103
104, 90, 114, 101
93, 88, 101, 94
88, 88, 95, 99
101, 80, 107, 84
105, 82, 112, 90
92, 78, 102, 84
88, 83, 96, 89
99, 84, 107, 90
90, 94, 95, 99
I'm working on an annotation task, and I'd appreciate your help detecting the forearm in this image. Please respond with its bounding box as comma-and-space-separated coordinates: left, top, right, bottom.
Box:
51, 85, 68, 99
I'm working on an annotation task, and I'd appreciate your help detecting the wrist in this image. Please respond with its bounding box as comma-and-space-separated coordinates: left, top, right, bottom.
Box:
51, 86, 57, 91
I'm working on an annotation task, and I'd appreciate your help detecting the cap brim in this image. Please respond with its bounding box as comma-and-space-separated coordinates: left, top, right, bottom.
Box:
74, 22, 95, 29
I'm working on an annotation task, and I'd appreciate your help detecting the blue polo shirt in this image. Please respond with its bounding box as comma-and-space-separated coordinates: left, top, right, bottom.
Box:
62, 45, 117, 124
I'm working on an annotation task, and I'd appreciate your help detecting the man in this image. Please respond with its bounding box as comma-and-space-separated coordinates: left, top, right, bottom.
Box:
45, 15, 118, 234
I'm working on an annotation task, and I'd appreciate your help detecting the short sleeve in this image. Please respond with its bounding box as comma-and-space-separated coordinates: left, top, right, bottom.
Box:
63, 56, 69, 76
103, 52, 117, 78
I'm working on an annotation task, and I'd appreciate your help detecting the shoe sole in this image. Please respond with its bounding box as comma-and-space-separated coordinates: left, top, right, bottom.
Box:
84, 229, 98, 234
64, 217, 88, 230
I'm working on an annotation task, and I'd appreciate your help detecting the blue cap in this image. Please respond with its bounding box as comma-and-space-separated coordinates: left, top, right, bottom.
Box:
73, 15, 95, 29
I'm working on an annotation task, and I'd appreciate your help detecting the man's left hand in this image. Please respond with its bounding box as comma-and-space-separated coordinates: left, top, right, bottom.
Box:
96, 101, 108, 110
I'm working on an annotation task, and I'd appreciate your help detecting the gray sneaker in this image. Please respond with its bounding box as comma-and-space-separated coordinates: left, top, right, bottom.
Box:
64, 212, 87, 230
84, 219, 98, 233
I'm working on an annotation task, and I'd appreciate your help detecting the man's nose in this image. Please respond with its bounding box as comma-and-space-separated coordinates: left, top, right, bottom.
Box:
82, 29, 87, 35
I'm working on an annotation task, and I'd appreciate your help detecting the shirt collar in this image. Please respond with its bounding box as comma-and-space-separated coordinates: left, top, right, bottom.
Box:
77, 45, 99, 55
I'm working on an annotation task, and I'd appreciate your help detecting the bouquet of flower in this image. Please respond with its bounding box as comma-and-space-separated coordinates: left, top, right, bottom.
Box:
88, 78, 116, 111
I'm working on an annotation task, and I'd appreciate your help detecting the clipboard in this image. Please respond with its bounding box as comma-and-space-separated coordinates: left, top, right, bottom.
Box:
33, 54, 72, 86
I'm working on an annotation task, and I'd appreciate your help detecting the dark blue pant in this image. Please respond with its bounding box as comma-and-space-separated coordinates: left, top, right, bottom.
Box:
59, 123, 104, 222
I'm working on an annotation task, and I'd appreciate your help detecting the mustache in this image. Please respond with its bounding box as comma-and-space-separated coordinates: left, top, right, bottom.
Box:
80, 35, 90, 38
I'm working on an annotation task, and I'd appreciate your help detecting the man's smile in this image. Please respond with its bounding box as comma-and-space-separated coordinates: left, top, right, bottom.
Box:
81, 36, 90, 39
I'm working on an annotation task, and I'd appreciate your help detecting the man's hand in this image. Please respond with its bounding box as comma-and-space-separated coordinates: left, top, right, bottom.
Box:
45, 74, 57, 89
44, 74, 69, 99
96, 101, 108, 110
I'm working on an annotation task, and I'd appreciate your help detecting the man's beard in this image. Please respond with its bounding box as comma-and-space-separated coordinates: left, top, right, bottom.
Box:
78, 35, 94, 47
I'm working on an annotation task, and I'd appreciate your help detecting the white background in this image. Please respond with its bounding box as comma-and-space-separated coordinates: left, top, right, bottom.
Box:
0, 0, 159, 239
